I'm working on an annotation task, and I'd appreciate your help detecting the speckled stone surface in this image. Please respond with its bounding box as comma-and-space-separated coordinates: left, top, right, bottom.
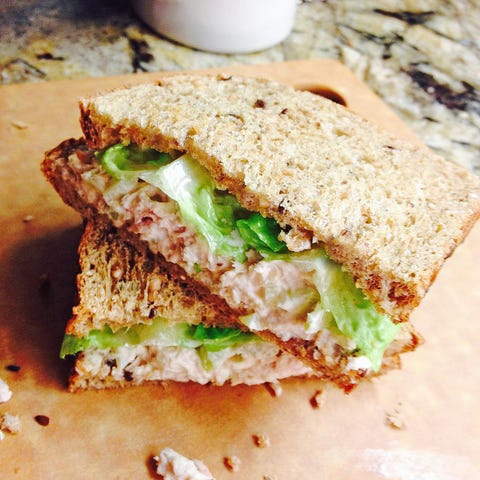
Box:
1, 0, 479, 173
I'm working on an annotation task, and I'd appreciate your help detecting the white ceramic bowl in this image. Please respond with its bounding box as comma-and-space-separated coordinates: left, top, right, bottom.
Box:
131, 0, 297, 54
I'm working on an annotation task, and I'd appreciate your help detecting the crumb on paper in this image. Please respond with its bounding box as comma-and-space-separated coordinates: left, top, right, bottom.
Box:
223, 455, 241, 473
1, 413, 22, 434
252, 433, 271, 448
0, 377, 12, 403
309, 389, 326, 409
6, 365, 21, 372
265, 381, 282, 397
111, 265, 123, 280
11, 120, 29, 130
216, 73, 232, 81
263, 476, 277, 480
22, 214, 34, 223
385, 408, 406, 430
34, 415, 50, 427
154, 447, 214, 480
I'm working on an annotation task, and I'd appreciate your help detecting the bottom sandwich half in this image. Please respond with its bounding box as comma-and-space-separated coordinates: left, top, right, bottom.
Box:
61, 220, 422, 392
62, 220, 316, 391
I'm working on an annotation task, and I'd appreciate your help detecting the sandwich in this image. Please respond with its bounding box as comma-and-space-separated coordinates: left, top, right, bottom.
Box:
62, 219, 314, 391
42, 74, 480, 391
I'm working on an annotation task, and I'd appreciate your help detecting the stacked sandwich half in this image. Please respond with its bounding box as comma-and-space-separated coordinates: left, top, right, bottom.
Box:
66, 219, 314, 390
42, 74, 480, 392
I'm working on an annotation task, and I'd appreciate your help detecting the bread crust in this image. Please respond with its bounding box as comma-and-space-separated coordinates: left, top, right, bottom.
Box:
77, 74, 480, 322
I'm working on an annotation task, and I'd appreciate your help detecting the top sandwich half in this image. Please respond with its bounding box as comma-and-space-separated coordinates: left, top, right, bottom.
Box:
77, 74, 480, 320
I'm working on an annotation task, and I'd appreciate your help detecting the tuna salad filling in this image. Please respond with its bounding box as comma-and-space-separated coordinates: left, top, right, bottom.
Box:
63, 318, 313, 385
65, 143, 400, 373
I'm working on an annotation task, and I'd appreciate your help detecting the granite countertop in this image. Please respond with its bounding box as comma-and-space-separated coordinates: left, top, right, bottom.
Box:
1, 0, 479, 174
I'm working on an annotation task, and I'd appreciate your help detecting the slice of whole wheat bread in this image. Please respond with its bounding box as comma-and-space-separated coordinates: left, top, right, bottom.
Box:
77, 74, 480, 322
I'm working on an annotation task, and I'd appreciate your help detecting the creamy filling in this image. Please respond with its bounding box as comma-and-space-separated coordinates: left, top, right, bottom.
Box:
132, 210, 370, 370
75, 341, 313, 386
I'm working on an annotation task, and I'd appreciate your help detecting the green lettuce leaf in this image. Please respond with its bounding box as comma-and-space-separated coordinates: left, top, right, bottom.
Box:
97, 144, 288, 261
100, 143, 171, 180
236, 213, 288, 254
191, 324, 255, 352
287, 249, 400, 371
192, 325, 257, 371
139, 154, 249, 262
60, 318, 257, 359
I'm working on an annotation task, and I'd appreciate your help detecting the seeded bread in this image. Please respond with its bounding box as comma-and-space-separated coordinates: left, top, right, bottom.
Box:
78, 74, 480, 322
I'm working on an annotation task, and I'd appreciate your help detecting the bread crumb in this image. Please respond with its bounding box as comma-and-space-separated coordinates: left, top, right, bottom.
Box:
1, 413, 21, 434
154, 447, 214, 479
22, 214, 34, 223
34, 415, 50, 427
6, 365, 21, 372
11, 120, 29, 130
216, 73, 232, 81
265, 381, 282, 397
111, 265, 123, 279
310, 389, 326, 409
263, 476, 277, 480
252, 433, 271, 448
0, 377, 12, 403
385, 407, 406, 430
223, 455, 241, 472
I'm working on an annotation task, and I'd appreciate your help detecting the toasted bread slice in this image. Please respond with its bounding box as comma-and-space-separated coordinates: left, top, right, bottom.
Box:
77, 74, 480, 322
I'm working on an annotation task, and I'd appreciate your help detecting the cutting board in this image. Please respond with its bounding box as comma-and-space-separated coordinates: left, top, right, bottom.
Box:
1, 59, 479, 479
